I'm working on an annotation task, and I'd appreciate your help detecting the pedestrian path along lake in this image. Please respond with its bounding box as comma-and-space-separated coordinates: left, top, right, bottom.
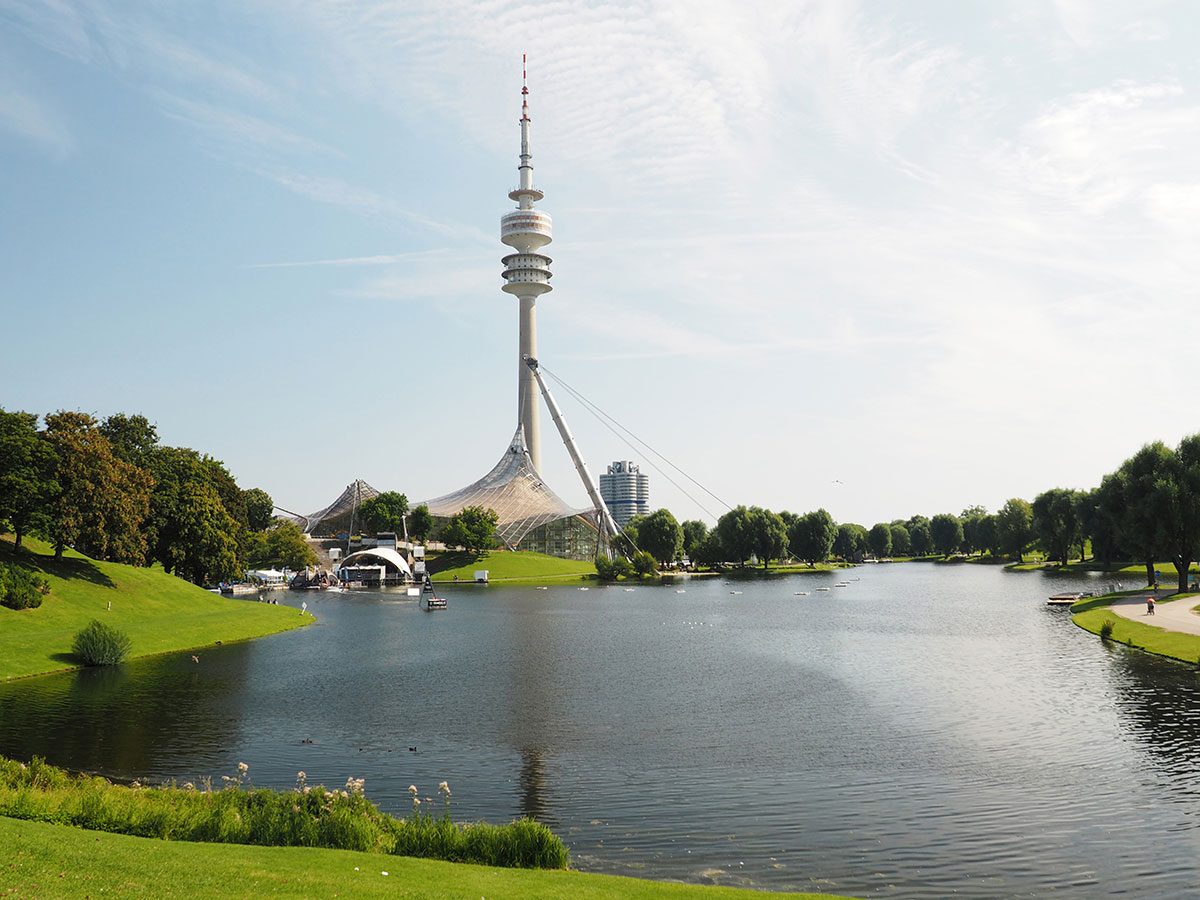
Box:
3, 563, 1200, 899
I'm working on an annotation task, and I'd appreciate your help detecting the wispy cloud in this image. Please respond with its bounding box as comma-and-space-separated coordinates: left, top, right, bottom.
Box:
0, 74, 74, 156
244, 249, 451, 269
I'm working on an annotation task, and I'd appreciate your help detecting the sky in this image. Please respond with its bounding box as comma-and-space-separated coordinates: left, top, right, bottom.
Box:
4, 0, 1200, 529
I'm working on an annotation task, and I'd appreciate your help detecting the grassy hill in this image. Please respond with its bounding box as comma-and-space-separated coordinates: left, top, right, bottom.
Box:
1, 816, 860, 900
1, 536, 312, 681
429, 549, 596, 583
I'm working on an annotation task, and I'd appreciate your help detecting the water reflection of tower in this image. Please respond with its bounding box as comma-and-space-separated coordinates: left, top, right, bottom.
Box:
501, 53, 553, 473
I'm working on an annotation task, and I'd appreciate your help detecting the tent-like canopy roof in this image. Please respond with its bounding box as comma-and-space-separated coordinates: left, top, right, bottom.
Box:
419, 427, 591, 548
340, 547, 412, 577
295, 479, 380, 535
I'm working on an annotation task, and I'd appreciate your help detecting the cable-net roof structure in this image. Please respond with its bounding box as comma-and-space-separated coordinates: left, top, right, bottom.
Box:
296, 479, 380, 536
420, 427, 592, 548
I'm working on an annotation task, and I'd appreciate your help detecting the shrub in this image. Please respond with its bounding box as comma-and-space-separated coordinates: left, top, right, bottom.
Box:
631, 550, 657, 577
0, 562, 49, 610
72, 619, 132, 665
1100, 619, 1115, 640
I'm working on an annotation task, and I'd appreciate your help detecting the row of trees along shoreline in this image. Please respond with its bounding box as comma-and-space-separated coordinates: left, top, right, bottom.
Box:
606, 435, 1200, 594
4, 408, 1198, 592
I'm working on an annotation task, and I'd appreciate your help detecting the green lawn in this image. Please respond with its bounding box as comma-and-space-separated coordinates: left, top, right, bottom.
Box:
1071, 591, 1200, 665
1, 537, 312, 681
428, 549, 596, 583
1, 816, 860, 900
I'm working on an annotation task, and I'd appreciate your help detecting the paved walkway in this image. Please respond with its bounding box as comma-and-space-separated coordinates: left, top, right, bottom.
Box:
1108, 592, 1200, 636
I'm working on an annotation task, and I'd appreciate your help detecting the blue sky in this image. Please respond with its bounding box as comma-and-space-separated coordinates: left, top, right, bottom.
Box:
4, 0, 1200, 528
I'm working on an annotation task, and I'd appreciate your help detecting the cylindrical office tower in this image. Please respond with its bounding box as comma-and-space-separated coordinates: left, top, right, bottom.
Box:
501, 55, 552, 473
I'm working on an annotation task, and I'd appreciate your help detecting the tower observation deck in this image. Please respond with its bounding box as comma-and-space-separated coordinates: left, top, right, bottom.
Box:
501, 54, 552, 473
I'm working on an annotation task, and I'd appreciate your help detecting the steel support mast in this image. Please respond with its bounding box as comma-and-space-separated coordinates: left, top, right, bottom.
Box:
524, 356, 621, 543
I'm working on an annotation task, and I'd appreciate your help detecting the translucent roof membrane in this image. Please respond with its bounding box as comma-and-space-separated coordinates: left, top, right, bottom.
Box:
297, 479, 380, 534
420, 427, 590, 548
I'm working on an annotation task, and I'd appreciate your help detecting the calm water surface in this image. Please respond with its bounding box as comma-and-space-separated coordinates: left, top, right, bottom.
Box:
3, 563, 1200, 898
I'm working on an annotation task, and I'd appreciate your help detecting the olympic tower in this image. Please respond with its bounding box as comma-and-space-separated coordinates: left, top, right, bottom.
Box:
501, 55, 553, 473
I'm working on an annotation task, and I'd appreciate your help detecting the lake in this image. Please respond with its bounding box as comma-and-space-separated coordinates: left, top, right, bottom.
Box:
3, 562, 1200, 898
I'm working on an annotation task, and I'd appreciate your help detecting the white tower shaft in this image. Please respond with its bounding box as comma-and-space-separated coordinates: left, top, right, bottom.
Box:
501, 54, 552, 473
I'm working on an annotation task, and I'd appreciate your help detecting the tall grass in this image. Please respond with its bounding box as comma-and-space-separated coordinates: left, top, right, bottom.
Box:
0, 755, 568, 869
71, 619, 132, 665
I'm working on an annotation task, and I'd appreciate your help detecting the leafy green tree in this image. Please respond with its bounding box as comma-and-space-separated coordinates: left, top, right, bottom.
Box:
631, 550, 658, 577
99, 414, 159, 470
0, 409, 58, 552
996, 498, 1033, 561
747, 506, 789, 569
1156, 434, 1200, 593
1106, 442, 1172, 585
614, 514, 645, 557
638, 508, 683, 566
144, 447, 244, 575
408, 504, 434, 544
243, 488, 275, 532
439, 505, 499, 553
42, 411, 152, 564
163, 481, 240, 584
1082, 482, 1120, 568
789, 509, 836, 567
691, 532, 725, 569
868, 523, 892, 558
359, 491, 409, 535
889, 522, 911, 556
248, 520, 317, 571
715, 506, 756, 566
681, 519, 708, 560
1032, 488, 1082, 566
959, 506, 988, 556
976, 514, 999, 557
833, 522, 867, 561
930, 513, 964, 558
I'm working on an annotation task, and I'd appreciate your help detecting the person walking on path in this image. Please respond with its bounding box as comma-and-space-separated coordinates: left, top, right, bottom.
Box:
1147, 596, 1156, 615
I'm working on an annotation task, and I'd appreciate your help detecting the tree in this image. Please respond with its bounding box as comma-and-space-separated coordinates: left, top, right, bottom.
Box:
638, 508, 683, 566
1032, 488, 1082, 566
264, 520, 318, 571
408, 505, 434, 544
960, 506, 988, 556
889, 522, 911, 556
99, 414, 158, 470
681, 520, 708, 560
1157, 434, 1200, 593
614, 514, 645, 557
144, 447, 243, 576
976, 514, 999, 557
359, 491, 409, 535
243, 488, 275, 532
833, 523, 867, 561
996, 498, 1033, 561
1108, 442, 1172, 585
631, 550, 658, 577
746, 506, 789, 569
162, 481, 240, 584
1083, 482, 1120, 569
789, 509, 836, 567
42, 411, 151, 564
930, 513, 964, 558
439, 505, 499, 553
691, 531, 725, 569
868, 523, 892, 559
0, 409, 58, 552
909, 520, 933, 556
715, 506, 755, 566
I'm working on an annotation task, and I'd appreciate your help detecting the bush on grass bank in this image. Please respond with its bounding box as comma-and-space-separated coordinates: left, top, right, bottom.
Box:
72, 619, 132, 665
0, 755, 568, 870
0, 560, 49, 610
